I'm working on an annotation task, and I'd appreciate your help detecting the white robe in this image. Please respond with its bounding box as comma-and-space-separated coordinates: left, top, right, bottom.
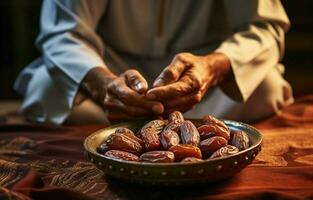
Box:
14, 0, 294, 124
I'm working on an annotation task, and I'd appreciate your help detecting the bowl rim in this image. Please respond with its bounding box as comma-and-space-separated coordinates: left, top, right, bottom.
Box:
84, 119, 262, 166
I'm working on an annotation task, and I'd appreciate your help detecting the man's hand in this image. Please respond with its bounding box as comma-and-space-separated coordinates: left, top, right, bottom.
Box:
146, 52, 231, 114
82, 67, 164, 123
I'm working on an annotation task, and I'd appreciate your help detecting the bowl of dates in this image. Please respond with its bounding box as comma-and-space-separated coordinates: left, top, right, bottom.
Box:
84, 111, 262, 185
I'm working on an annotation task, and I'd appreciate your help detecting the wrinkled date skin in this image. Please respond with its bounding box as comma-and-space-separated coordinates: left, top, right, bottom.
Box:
197, 124, 230, 141
231, 131, 249, 151
106, 133, 143, 155
180, 120, 200, 146
115, 127, 145, 147
163, 111, 184, 133
105, 150, 139, 161
139, 151, 175, 163
160, 129, 180, 149
181, 157, 203, 163
169, 144, 202, 161
140, 120, 166, 151
202, 115, 229, 131
163, 120, 182, 132
168, 111, 184, 123
200, 136, 228, 157
209, 145, 239, 159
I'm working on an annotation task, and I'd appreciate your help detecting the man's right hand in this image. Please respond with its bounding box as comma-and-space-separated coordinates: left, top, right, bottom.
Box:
82, 67, 164, 123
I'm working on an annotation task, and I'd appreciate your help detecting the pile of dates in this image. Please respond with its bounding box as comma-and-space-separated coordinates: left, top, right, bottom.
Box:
97, 111, 250, 163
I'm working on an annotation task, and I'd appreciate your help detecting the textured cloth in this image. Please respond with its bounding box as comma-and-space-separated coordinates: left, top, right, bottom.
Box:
14, 0, 292, 124
0, 95, 313, 200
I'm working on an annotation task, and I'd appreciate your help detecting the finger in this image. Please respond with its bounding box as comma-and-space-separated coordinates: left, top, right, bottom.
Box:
147, 74, 196, 100
107, 79, 164, 114
104, 96, 151, 117
153, 59, 187, 87
164, 92, 202, 109
123, 70, 148, 94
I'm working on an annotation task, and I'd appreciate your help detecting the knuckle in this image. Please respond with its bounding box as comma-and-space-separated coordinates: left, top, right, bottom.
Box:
185, 74, 201, 90
175, 85, 185, 95
182, 77, 194, 90
175, 84, 191, 96
106, 81, 115, 92
118, 90, 130, 100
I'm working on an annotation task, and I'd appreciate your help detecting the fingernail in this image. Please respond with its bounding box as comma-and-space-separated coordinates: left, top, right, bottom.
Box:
146, 92, 156, 100
153, 78, 164, 87
134, 82, 144, 92
152, 104, 163, 114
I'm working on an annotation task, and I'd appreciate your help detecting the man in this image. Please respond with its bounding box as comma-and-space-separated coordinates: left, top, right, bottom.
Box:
14, 0, 294, 124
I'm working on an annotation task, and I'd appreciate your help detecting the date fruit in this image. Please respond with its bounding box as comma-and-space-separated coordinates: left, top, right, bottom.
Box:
169, 144, 202, 161
139, 151, 175, 163
231, 131, 249, 150
168, 111, 184, 123
209, 145, 239, 159
181, 157, 203, 163
97, 111, 250, 164
163, 120, 182, 132
140, 120, 166, 151
197, 124, 230, 141
160, 129, 180, 149
202, 115, 229, 131
163, 110, 184, 133
180, 120, 200, 146
199, 136, 228, 157
105, 150, 139, 161
115, 127, 145, 147
106, 133, 143, 155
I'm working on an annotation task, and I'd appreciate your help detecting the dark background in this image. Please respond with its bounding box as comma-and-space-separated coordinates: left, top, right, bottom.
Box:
0, 1, 312, 100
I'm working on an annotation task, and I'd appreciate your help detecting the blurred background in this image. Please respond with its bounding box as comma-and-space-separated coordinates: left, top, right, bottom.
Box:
0, 1, 312, 113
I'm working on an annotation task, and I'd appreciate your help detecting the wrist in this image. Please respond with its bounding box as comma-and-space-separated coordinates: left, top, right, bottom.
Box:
81, 67, 117, 103
205, 53, 232, 85
207, 53, 242, 101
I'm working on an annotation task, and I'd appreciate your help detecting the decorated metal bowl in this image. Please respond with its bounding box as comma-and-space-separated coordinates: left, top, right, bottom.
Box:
84, 119, 262, 185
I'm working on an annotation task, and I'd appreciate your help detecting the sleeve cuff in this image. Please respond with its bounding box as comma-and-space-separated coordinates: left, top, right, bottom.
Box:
214, 25, 280, 102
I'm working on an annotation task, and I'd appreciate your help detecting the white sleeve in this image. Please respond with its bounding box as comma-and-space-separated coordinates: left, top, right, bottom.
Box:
21, 0, 108, 123
215, 0, 290, 101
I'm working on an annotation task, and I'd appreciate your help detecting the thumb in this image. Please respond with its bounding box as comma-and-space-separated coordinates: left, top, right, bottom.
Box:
124, 70, 148, 94
153, 59, 187, 87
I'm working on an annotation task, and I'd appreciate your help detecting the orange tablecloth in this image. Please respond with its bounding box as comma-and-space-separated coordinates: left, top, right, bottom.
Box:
1, 95, 313, 200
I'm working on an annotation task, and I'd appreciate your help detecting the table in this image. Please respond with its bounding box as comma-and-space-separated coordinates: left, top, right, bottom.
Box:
1, 95, 313, 200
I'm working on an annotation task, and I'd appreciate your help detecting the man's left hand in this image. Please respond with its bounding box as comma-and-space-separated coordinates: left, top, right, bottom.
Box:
146, 52, 231, 114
